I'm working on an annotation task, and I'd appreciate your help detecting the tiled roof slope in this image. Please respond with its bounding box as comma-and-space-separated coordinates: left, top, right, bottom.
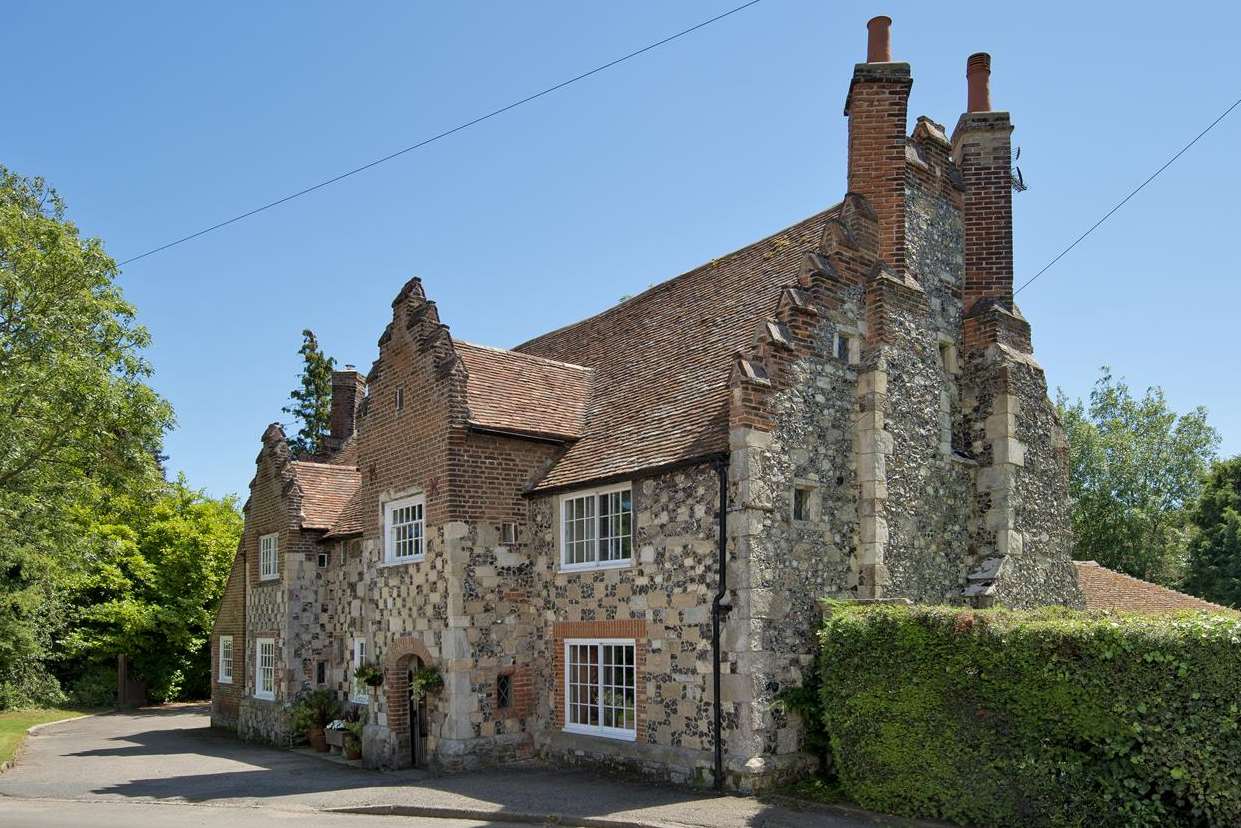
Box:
455, 341, 591, 441
1074, 561, 1236, 615
325, 487, 364, 538
515, 206, 840, 491
290, 461, 361, 530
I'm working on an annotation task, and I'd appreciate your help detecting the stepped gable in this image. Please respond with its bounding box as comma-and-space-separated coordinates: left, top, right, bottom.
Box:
453, 341, 591, 442
515, 206, 841, 491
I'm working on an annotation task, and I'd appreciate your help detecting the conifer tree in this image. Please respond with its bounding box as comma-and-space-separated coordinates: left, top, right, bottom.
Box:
283, 329, 335, 457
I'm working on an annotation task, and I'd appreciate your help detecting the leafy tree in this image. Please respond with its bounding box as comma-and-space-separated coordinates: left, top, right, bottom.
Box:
1183, 457, 1241, 608
62, 476, 242, 703
283, 329, 335, 457
0, 166, 174, 707
1057, 368, 1218, 584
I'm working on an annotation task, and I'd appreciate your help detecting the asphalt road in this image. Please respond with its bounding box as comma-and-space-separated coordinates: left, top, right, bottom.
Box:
0, 798, 524, 827
0, 705, 906, 828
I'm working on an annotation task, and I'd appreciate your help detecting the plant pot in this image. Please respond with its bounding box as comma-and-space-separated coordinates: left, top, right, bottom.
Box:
307, 727, 329, 753
344, 738, 362, 760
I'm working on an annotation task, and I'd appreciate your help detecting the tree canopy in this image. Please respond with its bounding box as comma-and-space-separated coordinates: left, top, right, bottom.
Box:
0, 165, 239, 708
1057, 368, 1219, 585
1183, 457, 1241, 608
283, 329, 334, 457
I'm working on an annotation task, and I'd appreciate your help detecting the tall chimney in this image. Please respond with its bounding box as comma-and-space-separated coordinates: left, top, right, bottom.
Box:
866, 15, 892, 62
845, 16, 912, 274
952, 53, 1028, 352
329, 367, 366, 446
966, 53, 991, 112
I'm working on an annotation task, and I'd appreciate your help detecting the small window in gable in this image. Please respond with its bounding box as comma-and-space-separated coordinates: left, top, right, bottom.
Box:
939, 342, 960, 375
792, 484, 818, 523
833, 332, 858, 364
395, 385, 405, 412
317, 549, 330, 568
259, 533, 279, 580
500, 522, 519, 545
315, 660, 327, 686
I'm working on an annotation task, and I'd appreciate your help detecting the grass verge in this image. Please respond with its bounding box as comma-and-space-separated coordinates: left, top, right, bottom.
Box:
0, 708, 94, 767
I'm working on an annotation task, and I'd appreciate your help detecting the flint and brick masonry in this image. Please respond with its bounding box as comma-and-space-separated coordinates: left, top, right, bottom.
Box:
210, 16, 1083, 791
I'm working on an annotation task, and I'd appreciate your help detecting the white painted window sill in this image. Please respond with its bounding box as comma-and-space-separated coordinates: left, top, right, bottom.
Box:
563, 724, 637, 742
558, 558, 633, 575
254, 693, 274, 702
218, 677, 232, 685
379, 556, 424, 569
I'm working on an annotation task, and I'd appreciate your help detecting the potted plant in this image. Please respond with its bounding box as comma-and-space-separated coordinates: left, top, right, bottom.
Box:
410, 666, 443, 699
342, 707, 365, 760
290, 688, 340, 753
354, 662, 384, 689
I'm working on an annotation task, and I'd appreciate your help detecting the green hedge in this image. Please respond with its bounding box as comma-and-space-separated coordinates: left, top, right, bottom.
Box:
818, 604, 1241, 827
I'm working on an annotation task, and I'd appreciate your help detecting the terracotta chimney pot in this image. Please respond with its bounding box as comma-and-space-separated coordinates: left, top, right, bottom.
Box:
866, 16, 892, 63
967, 52, 991, 112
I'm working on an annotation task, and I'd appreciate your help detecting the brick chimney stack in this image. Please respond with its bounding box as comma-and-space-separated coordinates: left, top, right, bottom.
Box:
952, 53, 1029, 352
329, 366, 366, 446
844, 15, 912, 274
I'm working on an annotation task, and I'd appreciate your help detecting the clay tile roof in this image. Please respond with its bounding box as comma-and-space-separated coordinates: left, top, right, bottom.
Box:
325, 486, 364, 538
514, 206, 840, 491
454, 341, 591, 441
289, 461, 361, 531
1074, 561, 1237, 615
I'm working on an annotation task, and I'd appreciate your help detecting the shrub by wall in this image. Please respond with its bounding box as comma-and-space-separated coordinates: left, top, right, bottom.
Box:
819, 604, 1241, 827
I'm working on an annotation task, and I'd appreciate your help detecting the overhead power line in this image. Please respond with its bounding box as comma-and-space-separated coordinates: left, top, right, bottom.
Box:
1016, 94, 1241, 295
118, 1, 764, 267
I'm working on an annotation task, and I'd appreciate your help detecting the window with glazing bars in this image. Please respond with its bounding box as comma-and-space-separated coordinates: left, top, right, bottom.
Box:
256, 638, 275, 700
564, 640, 636, 739
384, 496, 424, 562
560, 486, 631, 569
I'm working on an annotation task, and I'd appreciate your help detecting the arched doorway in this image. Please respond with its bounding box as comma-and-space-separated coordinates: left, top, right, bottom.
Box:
384, 635, 433, 770
406, 657, 427, 768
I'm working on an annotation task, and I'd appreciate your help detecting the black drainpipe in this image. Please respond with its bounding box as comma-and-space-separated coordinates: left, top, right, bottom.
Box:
711, 455, 730, 791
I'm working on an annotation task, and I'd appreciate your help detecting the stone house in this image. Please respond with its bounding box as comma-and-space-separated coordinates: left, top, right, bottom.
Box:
209, 17, 1086, 790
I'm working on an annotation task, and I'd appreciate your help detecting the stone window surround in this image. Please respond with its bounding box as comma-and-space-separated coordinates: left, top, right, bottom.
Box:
259, 532, 279, 580
791, 478, 822, 524
218, 635, 233, 684
382, 492, 426, 566
255, 637, 275, 701
563, 638, 638, 742
556, 481, 634, 574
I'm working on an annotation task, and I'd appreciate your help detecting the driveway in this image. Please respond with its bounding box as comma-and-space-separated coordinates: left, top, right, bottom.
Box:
0, 705, 911, 827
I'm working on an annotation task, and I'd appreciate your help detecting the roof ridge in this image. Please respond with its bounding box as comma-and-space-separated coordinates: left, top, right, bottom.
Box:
453, 339, 591, 372
290, 459, 360, 471
513, 204, 843, 353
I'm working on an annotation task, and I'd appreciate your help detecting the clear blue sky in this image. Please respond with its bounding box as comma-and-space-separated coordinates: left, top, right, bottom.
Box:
7, 1, 1239, 499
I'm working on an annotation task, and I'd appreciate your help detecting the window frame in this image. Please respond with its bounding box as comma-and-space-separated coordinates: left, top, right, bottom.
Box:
383, 494, 426, 564
255, 637, 275, 701
496, 672, 512, 710
218, 635, 233, 684
259, 532, 279, 580
558, 483, 633, 573
351, 638, 369, 704
563, 638, 637, 741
